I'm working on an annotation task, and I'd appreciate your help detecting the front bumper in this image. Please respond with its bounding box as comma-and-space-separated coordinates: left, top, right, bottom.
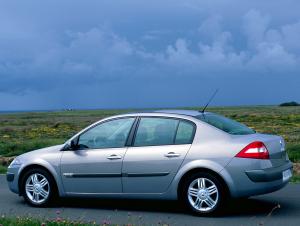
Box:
6, 172, 14, 182
6, 167, 21, 194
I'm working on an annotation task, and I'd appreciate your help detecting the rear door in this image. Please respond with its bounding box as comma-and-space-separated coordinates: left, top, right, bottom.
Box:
122, 117, 195, 193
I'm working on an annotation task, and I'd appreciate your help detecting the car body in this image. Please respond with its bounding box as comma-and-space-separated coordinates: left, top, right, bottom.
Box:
7, 110, 293, 215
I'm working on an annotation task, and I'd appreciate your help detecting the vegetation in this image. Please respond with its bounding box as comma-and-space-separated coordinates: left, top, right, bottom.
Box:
0, 106, 299, 179
0, 165, 6, 174
0, 109, 130, 157
279, 101, 300, 107
0, 215, 119, 226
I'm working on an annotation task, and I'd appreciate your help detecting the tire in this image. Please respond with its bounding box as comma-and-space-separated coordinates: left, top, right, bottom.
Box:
21, 168, 57, 207
180, 172, 226, 216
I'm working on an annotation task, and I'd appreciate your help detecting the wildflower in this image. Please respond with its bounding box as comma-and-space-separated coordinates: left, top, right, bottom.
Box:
41, 223, 46, 226
102, 219, 111, 225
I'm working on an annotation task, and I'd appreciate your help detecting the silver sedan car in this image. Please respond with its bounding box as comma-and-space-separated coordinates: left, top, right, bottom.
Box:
6, 110, 293, 215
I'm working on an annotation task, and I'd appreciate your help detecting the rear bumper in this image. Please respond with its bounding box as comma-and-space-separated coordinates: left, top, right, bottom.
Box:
223, 158, 293, 198
245, 161, 293, 182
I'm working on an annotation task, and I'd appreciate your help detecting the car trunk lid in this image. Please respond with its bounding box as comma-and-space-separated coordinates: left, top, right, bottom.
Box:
233, 133, 289, 167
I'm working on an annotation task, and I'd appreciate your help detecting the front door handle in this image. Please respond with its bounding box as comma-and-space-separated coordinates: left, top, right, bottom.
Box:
164, 152, 181, 158
107, 154, 122, 160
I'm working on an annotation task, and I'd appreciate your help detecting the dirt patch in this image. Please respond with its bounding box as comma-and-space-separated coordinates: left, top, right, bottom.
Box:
0, 156, 15, 166
293, 163, 300, 174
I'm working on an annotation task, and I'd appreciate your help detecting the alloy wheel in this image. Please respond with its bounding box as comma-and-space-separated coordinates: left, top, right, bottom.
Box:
187, 177, 219, 212
25, 173, 50, 204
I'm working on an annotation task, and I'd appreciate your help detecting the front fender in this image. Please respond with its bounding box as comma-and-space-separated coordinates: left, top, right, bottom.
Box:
18, 159, 65, 197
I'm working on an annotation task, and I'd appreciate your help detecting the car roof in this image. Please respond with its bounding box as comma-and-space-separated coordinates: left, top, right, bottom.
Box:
153, 109, 202, 116
123, 109, 211, 117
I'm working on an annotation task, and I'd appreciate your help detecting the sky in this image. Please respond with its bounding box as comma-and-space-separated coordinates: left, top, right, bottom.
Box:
0, 0, 300, 110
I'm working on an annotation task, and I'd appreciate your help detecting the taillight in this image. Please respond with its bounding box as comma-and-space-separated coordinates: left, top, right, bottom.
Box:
235, 141, 269, 159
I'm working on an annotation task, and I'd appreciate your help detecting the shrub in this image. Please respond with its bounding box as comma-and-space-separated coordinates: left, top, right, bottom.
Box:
279, 101, 300, 107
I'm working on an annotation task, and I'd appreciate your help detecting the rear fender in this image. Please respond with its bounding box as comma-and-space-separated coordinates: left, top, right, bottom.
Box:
167, 159, 235, 198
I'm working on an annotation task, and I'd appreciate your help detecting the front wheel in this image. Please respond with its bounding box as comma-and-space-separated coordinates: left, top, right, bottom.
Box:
181, 172, 225, 216
21, 168, 56, 207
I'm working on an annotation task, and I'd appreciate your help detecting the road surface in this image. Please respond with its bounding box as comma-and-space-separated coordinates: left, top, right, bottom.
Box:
0, 175, 299, 225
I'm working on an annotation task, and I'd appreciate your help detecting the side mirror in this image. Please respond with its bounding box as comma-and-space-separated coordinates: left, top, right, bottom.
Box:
70, 139, 77, 150
69, 138, 79, 150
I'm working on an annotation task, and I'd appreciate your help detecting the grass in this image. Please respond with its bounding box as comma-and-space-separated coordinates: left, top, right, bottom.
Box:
291, 174, 300, 183
0, 109, 130, 157
0, 216, 117, 226
0, 165, 7, 174
1, 106, 299, 158
0, 106, 299, 179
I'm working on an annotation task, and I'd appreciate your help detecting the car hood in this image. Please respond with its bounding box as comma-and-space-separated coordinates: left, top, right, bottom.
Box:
18, 144, 64, 160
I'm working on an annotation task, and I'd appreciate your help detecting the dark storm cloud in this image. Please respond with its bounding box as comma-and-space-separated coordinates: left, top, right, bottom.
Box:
0, 0, 299, 110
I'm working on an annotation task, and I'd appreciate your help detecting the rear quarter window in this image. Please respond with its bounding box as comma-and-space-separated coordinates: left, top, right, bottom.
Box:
195, 113, 255, 135
175, 120, 195, 144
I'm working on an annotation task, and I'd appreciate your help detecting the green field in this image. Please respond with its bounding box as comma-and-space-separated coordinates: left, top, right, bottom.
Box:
0, 106, 299, 178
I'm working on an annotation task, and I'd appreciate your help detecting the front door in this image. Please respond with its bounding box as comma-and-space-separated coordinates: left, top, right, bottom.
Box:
60, 117, 136, 194
122, 117, 195, 193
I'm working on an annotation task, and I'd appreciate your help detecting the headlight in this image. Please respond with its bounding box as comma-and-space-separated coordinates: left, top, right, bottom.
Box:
8, 158, 22, 168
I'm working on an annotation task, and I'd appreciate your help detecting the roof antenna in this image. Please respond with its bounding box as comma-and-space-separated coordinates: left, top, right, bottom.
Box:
200, 89, 219, 113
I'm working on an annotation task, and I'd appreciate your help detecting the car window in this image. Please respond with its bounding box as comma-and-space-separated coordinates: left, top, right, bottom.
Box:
195, 113, 255, 135
134, 117, 179, 146
175, 120, 195, 144
78, 117, 135, 149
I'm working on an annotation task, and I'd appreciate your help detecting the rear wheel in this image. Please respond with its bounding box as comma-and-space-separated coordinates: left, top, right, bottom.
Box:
21, 168, 56, 207
180, 172, 225, 215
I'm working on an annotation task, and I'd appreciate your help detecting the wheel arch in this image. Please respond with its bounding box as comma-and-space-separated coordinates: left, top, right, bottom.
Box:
177, 167, 230, 200
168, 159, 235, 199
18, 164, 62, 197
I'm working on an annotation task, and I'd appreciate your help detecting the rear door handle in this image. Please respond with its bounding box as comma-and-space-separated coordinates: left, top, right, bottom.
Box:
107, 154, 122, 160
164, 152, 181, 158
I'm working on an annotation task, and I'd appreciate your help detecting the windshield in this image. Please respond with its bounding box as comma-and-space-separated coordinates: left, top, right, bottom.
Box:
195, 113, 255, 135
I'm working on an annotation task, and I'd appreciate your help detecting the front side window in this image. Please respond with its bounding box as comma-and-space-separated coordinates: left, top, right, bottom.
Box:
78, 117, 135, 149
134, 117, 179, 146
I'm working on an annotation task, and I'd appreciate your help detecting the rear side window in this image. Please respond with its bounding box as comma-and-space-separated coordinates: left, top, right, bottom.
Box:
133, 117, 195, 147
134, 117, 179, 146
175, 121, 195, 144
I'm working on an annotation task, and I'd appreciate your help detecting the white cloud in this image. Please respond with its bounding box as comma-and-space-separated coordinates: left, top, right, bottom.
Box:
281, 21, 300, 53
0, 2, 300, 109
243, 9, 271, 50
